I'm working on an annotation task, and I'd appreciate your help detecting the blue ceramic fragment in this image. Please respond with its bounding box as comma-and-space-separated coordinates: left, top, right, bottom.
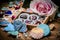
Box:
4, 23, 15, 31
37, 24, 50, 36
8, 31, 18, 36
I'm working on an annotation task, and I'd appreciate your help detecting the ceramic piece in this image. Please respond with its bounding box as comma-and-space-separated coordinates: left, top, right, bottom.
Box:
25, 19, 32, 24
37, 24, 50, 36
29, 14, 39, 20
8, 31, 19, 36
3, 23, 15, 31
19, 13, 29, 19
5, 10, 12, 15
30, 28, 44, 39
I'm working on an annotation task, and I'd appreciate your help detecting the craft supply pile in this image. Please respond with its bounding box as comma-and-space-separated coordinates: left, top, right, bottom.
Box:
0, 0, 58, 39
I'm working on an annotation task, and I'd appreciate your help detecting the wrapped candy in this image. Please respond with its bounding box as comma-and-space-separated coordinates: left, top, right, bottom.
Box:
37, 24, 50, 36
30, 28, 44, 39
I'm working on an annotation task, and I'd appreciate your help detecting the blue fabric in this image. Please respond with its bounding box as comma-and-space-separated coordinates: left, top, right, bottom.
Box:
5, 10, 12, 15
13, 20, 23, 31
4, 23, 15, 31
0, 20, 9, 25
19, 23, 27, 32
8, 31, 18, 36
37, 24, 50, 36
13, 20, 27, 32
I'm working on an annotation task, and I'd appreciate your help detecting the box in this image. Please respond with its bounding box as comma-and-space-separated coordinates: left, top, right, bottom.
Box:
17, 7, 58, 30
